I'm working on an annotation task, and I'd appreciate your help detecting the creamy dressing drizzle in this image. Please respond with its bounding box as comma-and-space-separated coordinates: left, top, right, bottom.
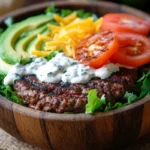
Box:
4, 53, 120, 85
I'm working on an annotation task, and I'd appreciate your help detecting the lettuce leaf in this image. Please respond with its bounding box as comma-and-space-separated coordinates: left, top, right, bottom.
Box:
104, 92, 138, 112
104, 102, 127, 112
76, 9, 98, 20
0, 28, 3, 37
4, 17, 14, 27
86, 89, 106, 114
45, 3, 58, 16
108, 70, 150, 111
0, 50, 62, 104
86, 69, 150, 113
138, 70, 150, 98
46, 49, 62, 60
125, 70, 150, 101
124, 92, 138, 103
0, 74, 23, 104
45, 4, 98, 20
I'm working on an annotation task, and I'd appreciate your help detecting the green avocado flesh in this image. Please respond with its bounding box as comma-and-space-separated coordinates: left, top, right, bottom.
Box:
15, 25, 47, 59
0, 15, 52, 65
26, 28, 49, 53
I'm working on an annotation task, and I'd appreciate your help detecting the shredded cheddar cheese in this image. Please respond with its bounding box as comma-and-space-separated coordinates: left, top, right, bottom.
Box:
31, 12, 103, 58
31, 50, 50, 57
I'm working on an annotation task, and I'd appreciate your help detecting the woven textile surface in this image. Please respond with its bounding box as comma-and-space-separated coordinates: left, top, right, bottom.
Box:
1, 128, 150, 150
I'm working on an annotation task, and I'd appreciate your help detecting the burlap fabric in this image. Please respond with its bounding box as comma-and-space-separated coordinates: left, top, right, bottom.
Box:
0, 128, 40, 150
1, 128, 150, 150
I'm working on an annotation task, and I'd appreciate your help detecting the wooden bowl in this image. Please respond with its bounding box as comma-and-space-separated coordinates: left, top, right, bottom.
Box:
0, 1, 150, 150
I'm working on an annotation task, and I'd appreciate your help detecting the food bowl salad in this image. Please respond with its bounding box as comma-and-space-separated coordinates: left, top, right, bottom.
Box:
0, 4, 150, 114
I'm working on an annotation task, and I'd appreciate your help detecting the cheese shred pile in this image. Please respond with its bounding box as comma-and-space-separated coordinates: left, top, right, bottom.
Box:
31, 12, 103, 58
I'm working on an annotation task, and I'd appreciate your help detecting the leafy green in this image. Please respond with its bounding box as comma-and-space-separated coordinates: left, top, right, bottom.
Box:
49, 20, 60, 26
60, 9, 73, 17
0, 74, 23, 104
86, 69, 150, 114
86, 89, 106, 114
45, 3, 58, 16
104, 92, 138, 112
124, 92, 138, 103
45, 4, 98, 20
4, 17, 14, 27
19, 57, 35, 65
86, 89, 138, 113
138, 70, 150, 99
46, 49, 62, 60
105, 102, 127, 112
19, 49, 62, 64
0, 4, 149, 113
0, 74, 6, 83
0, 28, 3, 37
108, 70, 150, 111
76, 9, 98, 20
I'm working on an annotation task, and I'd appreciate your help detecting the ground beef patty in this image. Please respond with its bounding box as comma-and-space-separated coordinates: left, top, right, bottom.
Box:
14, 68, 138, 113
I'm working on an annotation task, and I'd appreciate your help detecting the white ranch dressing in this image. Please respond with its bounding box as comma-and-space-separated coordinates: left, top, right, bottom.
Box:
4, 53, 120, 85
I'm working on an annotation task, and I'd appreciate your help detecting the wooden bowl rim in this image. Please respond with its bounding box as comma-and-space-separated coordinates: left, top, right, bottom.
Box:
0, 1, 150, 120
0, 1, 150, 21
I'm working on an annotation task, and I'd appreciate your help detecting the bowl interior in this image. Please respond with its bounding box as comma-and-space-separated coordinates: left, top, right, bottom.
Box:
0, 3, 150, 150
0, 1, 150, 118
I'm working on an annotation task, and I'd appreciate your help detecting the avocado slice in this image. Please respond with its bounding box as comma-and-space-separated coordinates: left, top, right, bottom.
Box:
15, 25, 47, 59
0, 15, 53, 64
26, 28, 49, 53
0, 58, 12, 74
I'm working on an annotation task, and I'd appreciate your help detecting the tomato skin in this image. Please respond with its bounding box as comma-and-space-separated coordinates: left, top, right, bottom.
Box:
75, 30, 119, 69
89, 36, 118, 68
102, 13, 150, 36
111, 33, 150, 67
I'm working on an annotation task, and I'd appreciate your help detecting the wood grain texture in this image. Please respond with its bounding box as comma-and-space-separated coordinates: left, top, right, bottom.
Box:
13, 104, 51, 150
0, 96, 24, 141
0, 1, 150, 150
138, 99, 150, 138
0, 0, 51, 15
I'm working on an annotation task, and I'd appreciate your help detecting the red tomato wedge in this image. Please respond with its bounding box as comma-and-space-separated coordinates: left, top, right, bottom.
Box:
111, 33, 150, 67
75, 30, 119, 68
102, 13, 150, 36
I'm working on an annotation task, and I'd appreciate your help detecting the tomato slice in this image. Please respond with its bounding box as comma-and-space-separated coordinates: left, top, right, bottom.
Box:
111, 33, 150, 67
75, 30, 119, 68
102, 13, 150, 36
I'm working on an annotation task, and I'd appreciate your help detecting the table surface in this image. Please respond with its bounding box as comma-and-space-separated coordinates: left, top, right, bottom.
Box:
1, 127, 150, 150
0, 0, 150, 149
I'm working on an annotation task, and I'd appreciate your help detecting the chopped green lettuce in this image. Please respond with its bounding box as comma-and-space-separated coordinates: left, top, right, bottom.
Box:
76, 9, 98, 20
0, 28, 3, 37
104, 92, 138, 112
0, 5, 149, 113
124, 92, 138, 103
0, 49, 62, 104
45, 4, 98, 20
138, 70, 150, 99
86, 69, 150, 114
86, 89, 106, 114
104, 102, 127, 112
0, 74, 23, 104
4, 17, 14, 27
45, 3, 58, 16
46, 49, 62, 60
19, 57, 35, 65
60, 9, 73, 17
